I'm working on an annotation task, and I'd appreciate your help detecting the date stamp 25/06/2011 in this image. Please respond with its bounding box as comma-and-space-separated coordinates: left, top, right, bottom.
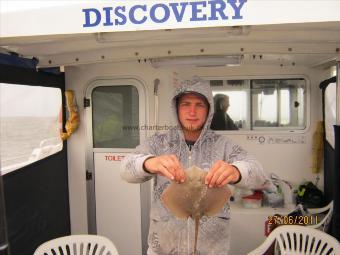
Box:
268, 215, 319, 226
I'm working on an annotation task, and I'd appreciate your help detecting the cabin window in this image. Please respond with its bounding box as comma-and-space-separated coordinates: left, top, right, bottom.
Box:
210, 78, 306, 131
0, 83, 63, 175
92, 85, 139, 148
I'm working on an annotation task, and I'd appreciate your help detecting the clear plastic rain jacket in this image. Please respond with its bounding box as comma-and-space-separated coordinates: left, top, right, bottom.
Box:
121, 78, 267, 255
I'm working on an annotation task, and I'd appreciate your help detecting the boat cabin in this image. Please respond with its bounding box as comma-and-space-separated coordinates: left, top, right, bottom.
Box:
0, 1, 339, 254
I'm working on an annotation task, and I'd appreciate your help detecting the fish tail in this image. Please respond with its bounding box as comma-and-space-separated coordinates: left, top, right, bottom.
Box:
194, 216, 199, 255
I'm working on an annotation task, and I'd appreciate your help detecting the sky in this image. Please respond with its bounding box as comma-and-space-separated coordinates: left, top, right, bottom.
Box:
0, 83, 62, 117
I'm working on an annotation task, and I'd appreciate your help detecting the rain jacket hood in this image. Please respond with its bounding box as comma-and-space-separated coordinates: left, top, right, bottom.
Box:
171, 77, 214, 142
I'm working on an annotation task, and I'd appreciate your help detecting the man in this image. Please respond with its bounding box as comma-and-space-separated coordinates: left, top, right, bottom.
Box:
211, 94, 239, 130
121, 77, 266, 255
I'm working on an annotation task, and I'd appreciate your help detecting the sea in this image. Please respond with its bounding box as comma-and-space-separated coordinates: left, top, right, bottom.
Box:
0, 117, 61, 174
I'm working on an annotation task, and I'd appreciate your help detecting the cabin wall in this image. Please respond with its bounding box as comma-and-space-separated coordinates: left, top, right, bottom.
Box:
65, 61, 330, 234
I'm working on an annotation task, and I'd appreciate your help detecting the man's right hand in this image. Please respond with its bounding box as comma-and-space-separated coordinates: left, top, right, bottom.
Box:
143, 155, 185, 183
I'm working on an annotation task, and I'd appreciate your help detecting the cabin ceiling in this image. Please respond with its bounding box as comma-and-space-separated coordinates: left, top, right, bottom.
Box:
0, 22, 339, 68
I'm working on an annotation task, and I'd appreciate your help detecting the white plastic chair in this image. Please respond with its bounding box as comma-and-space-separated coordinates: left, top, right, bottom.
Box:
295, 201, 334, 232
34, 234, 119, 255
306, 201, 334, 232
248, 225, 340, 255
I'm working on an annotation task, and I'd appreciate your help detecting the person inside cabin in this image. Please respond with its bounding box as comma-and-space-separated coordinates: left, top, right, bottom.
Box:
211, 94, 239, 130
121, 77, 266, 255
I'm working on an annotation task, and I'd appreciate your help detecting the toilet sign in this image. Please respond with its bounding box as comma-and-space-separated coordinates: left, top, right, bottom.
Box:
104, 155, 125, 162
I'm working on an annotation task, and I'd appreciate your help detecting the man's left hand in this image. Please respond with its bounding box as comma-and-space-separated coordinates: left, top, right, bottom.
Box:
205, 160, 240, 188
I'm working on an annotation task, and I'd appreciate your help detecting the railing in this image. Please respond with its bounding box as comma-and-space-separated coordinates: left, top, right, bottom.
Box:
1, 137, 62, 175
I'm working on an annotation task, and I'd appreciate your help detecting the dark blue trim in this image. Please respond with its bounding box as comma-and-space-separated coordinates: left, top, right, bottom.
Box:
0, 53, 60, 75
0, 53, 38, 69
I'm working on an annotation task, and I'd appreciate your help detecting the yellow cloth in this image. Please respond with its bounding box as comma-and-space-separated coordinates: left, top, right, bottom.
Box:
60, 90, 79, 141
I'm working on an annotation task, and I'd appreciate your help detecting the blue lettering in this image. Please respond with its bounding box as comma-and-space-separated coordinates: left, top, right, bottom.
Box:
129, 5, 147, 24
228, 0, 247, 19
103, 7, 113, 26
114, 6, 127, 25
208, 0, 228, 20
82, 8, 101, 27
190, 1, 207, 21
82, 1, 247, 29
150, 4, 170, 23
169, 2, 188, 22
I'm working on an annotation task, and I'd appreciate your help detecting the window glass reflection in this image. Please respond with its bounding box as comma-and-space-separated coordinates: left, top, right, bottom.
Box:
210, 78, 306, 131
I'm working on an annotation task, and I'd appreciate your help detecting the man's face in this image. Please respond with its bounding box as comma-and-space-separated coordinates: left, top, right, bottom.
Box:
177, 93, 209, 132
222, 96, 230, 112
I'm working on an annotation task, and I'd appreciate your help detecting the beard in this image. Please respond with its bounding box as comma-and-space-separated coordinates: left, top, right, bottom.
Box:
181, 123, 204, 132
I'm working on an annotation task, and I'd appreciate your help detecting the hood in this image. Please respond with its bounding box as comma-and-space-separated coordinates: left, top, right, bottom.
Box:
171, 77, 214, 141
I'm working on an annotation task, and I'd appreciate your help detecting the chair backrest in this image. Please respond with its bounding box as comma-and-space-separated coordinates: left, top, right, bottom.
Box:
271, 225, 339, 255
306, 201, 334, 232
34, 235, 119, 255
248, 225, 339, 255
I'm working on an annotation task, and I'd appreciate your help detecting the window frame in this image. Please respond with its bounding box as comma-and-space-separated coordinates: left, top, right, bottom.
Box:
85, 77, 148, 154
206, 75, 311, 134
0, 82, 63, 175
91, 85, 140, 149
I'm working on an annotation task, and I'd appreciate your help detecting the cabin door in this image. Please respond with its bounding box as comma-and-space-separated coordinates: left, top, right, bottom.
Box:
85, 78, 149, 255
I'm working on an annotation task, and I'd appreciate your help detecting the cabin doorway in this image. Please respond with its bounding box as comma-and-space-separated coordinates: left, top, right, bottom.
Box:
85, 78, 150, 255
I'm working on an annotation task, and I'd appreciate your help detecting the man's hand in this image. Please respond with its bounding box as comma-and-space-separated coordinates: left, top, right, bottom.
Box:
143, 155, 185, 183
205, 160, 241, 188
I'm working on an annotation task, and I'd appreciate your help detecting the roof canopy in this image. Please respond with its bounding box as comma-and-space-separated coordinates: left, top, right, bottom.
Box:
1, 0, 340, 38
